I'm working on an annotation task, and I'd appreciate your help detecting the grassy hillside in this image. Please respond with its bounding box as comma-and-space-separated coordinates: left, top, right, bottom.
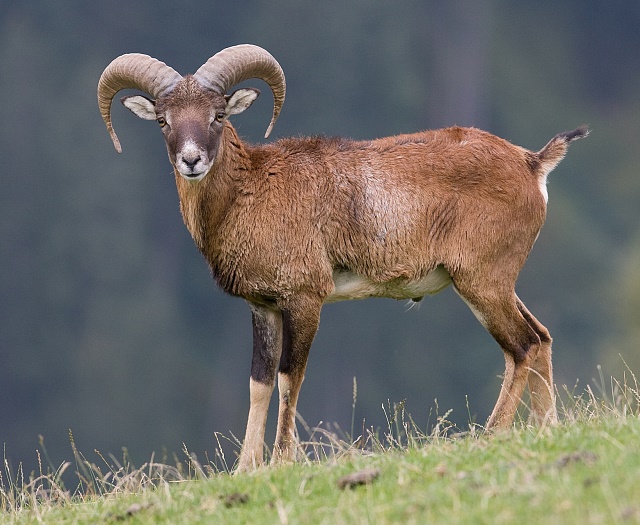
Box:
2, 374, 640, 524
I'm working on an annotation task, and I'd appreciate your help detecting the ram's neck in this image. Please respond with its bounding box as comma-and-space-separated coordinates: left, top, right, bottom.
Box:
174, 123, 251, 256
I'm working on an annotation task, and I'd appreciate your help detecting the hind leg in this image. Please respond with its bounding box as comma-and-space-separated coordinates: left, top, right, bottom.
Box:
516, 297, 557, 425
455, 285, 541, 430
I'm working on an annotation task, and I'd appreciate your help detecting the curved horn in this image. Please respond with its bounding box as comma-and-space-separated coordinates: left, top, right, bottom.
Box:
194, 44, 286, 139
97, 53, 182, 152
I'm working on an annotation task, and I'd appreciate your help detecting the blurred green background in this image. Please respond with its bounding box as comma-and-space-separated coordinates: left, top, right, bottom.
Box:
1, 0, 639, 472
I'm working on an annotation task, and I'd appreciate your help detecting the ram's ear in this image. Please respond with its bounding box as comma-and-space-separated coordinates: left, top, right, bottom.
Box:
224, 88, 260, 116
121, 95, 157, 120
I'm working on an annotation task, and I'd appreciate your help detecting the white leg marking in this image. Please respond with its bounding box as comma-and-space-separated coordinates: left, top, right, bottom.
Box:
238, 378, 273, 471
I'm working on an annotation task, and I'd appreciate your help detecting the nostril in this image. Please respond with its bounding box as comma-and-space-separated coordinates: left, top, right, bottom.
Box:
183, 155, 201, 169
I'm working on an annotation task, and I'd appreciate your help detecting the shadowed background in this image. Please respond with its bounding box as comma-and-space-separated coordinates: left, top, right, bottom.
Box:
1, 0, 639, 472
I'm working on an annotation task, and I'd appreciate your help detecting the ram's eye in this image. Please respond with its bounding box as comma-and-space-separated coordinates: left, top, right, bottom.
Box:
157, 117, 167, 127
215, 111, 226, 122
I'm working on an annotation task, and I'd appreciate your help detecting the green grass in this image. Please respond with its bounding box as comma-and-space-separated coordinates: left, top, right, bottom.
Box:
3, 370, 640, 524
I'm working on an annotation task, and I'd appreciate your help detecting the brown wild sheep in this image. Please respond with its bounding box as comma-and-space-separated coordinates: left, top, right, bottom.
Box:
98, 44, 587, 471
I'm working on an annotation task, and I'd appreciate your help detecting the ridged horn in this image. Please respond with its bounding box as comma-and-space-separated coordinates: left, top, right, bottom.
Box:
194, 44, 286, 139
97, 53, 182, 152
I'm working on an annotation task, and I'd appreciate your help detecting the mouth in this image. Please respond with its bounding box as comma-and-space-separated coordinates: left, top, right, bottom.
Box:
179, 171, 207, 182
176, 162, 209, 180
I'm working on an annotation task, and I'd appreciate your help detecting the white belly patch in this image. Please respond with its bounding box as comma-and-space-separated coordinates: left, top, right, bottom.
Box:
326, 265, 452, 303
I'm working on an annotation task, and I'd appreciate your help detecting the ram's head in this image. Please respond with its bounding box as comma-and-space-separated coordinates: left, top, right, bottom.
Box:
97, 44, 286, 180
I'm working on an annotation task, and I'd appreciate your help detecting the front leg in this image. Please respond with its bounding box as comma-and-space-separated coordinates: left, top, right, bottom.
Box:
237, 304, 282, 472
272, 295, 322, 464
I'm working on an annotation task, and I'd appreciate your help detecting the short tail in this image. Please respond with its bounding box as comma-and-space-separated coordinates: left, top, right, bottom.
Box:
534, 125, 589, 178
